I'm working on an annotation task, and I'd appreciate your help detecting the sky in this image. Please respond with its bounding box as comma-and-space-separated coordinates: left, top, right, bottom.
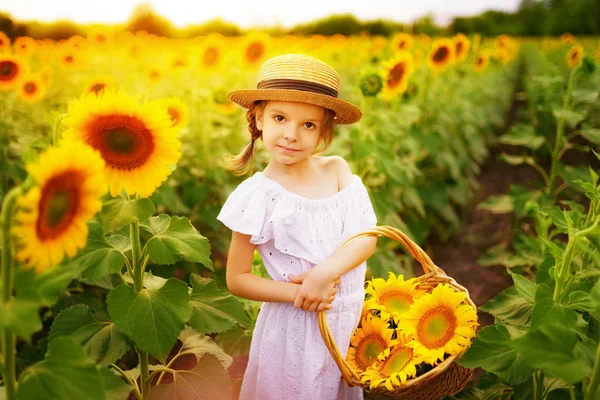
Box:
0, 0, 522, 28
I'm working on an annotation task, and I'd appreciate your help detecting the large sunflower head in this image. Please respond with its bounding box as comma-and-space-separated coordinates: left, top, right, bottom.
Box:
0, 55, 29, 91
347, 316, 398, 373
427, 39, 454, 72
381, 52, 415, 99
400, 284, 478, 365
365, 271, 425, 321
18, 74, 46, 103
360, 332, 422, 391
61, 90, 182, 198
453, 33, 470, 62
567, 44, 584, 68
12, 142, 106, 272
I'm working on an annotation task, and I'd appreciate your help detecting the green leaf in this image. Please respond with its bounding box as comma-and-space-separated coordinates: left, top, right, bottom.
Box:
532, 284, 588, 337
591, 279, 600, 316
458, 324, 533, 385
498, 124, 545, 150
510, 273, 536, 303
68, 221, 131, 281
552, 108, 585, 128
512, 324, 591, 384
565, 291, 595, 312
571, 89, 598, 104
573, 179, 600, 201
142, 215, 212, 269
17, 337, 106, 400
0, 299, 41, 341
107, 279, 192, 361
500, 154, 536, 166
101, 195, 155, 233
478, 195, 514, 214
14, 262, 80, 306
480, 286, 533, 326
101, 368, 132, 400
580, 128, 600, 144
188, 275, 251, 335
49, 304, 130, 367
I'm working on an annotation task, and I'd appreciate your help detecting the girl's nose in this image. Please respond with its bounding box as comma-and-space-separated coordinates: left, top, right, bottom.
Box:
282, 126, 299, 141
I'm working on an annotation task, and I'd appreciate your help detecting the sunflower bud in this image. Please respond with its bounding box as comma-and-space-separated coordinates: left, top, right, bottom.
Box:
359, 72, 383, 97
581, 56, 597, 76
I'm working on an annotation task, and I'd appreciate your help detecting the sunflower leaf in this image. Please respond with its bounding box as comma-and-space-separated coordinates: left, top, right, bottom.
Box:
552, 108, 585, 128
498, 124, 545, 150
14, 261, 80, 306
101, 195, 155, 233
48, 304, 130, 367
107, 278, 192, 361
480, 286, 533, 326
457, 324, 533, 385
101, 368, 132, 400
142, 215, 213, 269
188, 274, 251, 335
17, 337, 106, 400
511, 324, 592, 384
68, 221, 130, 281
477, 195, 514, 214
146, 327, 233, 400
531, 284, 588, 338
0, 298, 42, 342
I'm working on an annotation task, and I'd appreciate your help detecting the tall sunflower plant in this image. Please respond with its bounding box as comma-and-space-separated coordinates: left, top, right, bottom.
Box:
0, 89, 251, 400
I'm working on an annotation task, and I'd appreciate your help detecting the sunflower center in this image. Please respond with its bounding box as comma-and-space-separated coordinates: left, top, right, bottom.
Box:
91, 83, 106, 95
0, 61, 18, 81
65, 55, 74, 63
86, 114, 155, 170
356, 334, 387, 370
204, 47, 219, 65
456, 42, 464, 55
417, 306, 457, 349
167, 107, 180, 125
37, 171, 84, 240
24, 81, 37, 94
246, 42, 264, 63
387, 63, 407, 88
433, 47, 449, 63
381, 347, 413, 376
380, 291, 413, 314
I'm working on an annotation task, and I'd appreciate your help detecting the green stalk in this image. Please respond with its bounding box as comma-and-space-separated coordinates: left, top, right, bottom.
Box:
533, 370, 545, 400
547, 64, 580, 195
1, 186, 23, 399
130, 221, 149, 397
586, 342, 600, 400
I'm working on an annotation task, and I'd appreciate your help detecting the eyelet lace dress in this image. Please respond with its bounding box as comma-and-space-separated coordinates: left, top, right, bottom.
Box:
217, 171, 377, 400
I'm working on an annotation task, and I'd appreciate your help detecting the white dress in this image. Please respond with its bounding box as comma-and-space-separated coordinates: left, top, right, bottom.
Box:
217, 171, 377, 400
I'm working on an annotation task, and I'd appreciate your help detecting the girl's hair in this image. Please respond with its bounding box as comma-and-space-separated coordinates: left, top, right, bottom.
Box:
224, 100, 336, 176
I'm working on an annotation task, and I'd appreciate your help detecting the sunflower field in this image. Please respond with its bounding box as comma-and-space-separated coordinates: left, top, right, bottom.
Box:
0, 28, 599, 400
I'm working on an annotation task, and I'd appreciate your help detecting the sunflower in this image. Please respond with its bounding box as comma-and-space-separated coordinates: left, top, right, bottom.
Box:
495, 34, 511, 49
473, 52, 489, 73
39, 66, 54, 86
453, 33, 470, 62
381, 52, 414, 99
61, 89, 182, 198
0, 54, 29, 91
391, 33, 413, 52
12, 142, 106, 272
347, 316, 398, 373
427, 39, 454, 72
567, 44, 584, 68
242, 33, 270, 66
359, 72, 383, 97
400, 284, 478, 365
213, 89, 237, 115
14, 36, 37, 56
18, 74, 45, 103
360, 332, 421, 391
83, 75, 115, 97
561, 32, 574, 45
0, 31, 10, 51
200, 35, 223, 69
495, 48, 512, 65
59, 51, 79, 69
365, 271, 424, 321
154, 97, 190, 131
147, 67, 164, 84
67, 35, 87, 51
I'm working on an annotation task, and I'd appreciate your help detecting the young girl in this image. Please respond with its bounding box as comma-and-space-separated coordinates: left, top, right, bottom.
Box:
217, 53, 378, 400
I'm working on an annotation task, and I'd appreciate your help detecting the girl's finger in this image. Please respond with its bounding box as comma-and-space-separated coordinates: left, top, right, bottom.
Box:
308, 301, 319, 312
328, 295, 335, 302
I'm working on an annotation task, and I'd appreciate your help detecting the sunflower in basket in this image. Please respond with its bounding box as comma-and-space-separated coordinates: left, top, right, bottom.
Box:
347, 273, 479, 391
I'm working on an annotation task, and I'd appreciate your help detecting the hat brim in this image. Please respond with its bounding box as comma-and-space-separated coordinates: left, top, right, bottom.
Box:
228, 89, 362, 124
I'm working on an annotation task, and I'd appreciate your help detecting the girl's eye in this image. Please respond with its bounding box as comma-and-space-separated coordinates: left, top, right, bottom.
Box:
304, 122, 315, 129
274, 115, 284, 122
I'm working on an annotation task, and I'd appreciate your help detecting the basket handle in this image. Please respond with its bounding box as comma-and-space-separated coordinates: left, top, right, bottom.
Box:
317, 225, 447, 383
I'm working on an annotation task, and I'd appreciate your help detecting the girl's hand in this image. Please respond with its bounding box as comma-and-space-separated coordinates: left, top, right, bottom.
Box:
288, 267, 341, 312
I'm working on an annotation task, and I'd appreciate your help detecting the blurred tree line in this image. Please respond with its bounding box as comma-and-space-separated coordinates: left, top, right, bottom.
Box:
0, 0, 598, 40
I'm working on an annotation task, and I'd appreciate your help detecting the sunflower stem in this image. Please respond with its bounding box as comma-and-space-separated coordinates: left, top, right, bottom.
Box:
1, 185, 23, 400
547, 63, 579, 195
586, 340, 600, 400
130, 220, 150, 397
533, 369, 545, 400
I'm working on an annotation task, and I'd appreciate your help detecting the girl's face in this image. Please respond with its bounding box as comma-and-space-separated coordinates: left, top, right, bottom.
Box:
256, 101, 327, 166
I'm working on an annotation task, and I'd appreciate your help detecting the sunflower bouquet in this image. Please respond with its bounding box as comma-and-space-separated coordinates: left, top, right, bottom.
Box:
317, 226, 479, 399
347, 272, 479, 391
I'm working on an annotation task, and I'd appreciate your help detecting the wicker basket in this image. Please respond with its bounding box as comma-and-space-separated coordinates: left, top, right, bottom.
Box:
318, 226, 476, 400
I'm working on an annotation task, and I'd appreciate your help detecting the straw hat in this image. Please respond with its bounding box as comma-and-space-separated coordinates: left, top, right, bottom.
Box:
228, 53, 362, 124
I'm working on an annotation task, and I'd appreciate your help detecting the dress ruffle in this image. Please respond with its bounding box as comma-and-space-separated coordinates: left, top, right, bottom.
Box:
217, 172, 377, 265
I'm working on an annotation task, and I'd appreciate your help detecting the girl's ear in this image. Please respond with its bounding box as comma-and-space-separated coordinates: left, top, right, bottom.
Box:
255, 109, 264, 131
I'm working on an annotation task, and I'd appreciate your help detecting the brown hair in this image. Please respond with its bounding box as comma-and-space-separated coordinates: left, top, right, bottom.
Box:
224, 101, 336, 176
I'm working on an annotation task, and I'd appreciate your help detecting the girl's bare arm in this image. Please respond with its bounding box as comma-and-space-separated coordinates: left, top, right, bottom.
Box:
225, 231, 302, 303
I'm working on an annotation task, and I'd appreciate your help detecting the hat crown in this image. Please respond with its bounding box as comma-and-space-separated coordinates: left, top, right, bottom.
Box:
256, 54, 340, 92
